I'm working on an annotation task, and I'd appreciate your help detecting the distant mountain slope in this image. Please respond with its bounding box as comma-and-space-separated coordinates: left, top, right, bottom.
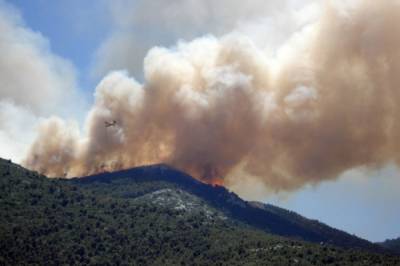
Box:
71, 164, 381, 252
1, 158, 399, 265
378, 238, 400, 254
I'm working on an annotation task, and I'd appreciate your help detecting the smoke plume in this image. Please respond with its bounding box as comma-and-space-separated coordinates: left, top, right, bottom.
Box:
25, 0, 400, 193
0, 1, 80, 162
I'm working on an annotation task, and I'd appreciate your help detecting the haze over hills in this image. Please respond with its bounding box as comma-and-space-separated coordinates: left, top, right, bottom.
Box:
1, 158, 399, 265
378, 237, 400, 255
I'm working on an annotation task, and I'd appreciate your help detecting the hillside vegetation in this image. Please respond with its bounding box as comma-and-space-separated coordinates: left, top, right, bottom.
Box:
379, 238, 400, 254
0, 158, 399, 265
72, 164, 383, 252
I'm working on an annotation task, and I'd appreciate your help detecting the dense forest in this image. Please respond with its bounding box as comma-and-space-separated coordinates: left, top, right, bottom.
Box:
1, 158, 399, 265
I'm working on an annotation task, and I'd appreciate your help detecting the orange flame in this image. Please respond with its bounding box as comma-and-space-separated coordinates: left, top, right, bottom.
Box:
209, 177, 224, 187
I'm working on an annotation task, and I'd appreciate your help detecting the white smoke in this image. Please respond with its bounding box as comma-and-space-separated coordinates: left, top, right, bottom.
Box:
25, 0, 400, 196
93, 0, 318, 78
2, 0, 399, 198
0, 1, 81, 162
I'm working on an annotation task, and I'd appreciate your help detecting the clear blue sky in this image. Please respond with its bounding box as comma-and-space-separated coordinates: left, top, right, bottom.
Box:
7, 0, 400, 242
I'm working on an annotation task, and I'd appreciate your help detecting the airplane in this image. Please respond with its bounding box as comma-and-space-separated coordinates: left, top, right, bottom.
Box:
104, 120, 117, 128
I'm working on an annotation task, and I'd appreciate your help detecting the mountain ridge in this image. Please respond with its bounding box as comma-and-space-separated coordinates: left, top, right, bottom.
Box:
378, 237, 400, 254
1, 158, 399, 265
69, 163, 383, 252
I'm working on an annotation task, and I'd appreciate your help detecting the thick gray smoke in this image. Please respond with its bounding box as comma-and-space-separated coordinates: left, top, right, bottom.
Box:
25, 0, 400, 193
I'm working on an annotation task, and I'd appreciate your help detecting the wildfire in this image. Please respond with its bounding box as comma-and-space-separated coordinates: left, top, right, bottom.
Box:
209, 177, 224, 187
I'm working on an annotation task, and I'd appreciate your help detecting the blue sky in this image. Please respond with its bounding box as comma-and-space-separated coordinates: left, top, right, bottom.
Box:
267, 166, 400, 242
11, 0, 112, 92
5, 0, 400, 242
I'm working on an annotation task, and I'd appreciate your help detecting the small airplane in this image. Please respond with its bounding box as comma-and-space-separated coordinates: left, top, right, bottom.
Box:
104, 120, 117, 128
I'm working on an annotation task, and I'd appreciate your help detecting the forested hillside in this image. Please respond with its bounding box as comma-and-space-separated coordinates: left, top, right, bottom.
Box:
379, 238, 400, 254
1, 158, 399, 265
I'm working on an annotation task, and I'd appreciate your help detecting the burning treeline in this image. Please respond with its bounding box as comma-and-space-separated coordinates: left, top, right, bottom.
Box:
25, 1, 400, 193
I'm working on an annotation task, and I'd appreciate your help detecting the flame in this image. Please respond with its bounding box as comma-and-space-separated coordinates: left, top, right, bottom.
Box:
209, 177, 224, 187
